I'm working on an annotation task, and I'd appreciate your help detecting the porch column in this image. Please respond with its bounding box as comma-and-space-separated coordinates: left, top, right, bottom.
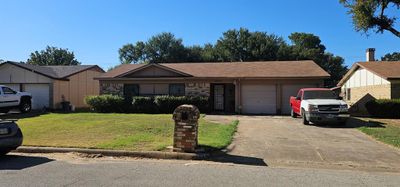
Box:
234, 79, 241, 114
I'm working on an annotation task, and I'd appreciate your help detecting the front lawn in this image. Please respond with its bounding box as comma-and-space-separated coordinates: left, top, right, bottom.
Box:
357, 118, 400, 148
17, 113, 238, 151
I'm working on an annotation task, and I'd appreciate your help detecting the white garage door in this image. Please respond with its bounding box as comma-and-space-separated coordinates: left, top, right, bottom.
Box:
242, 84, 276, 114
281, 84, 316, 114
2, 84, 20, 91
23, 84, 50, 110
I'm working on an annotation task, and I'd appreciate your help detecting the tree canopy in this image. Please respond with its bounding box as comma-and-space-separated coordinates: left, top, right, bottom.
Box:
27, 46, 81, 66
381, 52, 400, 61
340, 0, 400, 38
119, 32, 187, 64
118, 28, 348, 86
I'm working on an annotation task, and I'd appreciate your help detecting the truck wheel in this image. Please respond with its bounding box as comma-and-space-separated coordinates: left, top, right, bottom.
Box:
19, 99, 32, 113
301, 109, 309, 125
290, 109, 297, 118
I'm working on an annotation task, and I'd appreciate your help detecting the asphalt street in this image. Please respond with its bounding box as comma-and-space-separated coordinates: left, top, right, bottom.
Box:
0, 153, 399, 187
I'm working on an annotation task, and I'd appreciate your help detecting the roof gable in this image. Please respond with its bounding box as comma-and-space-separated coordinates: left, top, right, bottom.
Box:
338, 61, 400, 86
117, 63, 192, 78
0, 61, 104, 80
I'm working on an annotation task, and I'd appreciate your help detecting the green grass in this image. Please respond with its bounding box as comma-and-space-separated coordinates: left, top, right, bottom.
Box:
17, 113, 238, 151
358, 121, 400, 148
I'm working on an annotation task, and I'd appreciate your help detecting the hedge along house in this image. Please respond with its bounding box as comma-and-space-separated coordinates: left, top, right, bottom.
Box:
97, 61, 329, 114
0, 61, 105, 110
337, 61, 400, 115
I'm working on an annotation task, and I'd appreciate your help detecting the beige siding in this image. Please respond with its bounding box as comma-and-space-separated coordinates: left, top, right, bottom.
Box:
0, 63, 52, 83
53, 69, 103, 109
344, 67, 389, 88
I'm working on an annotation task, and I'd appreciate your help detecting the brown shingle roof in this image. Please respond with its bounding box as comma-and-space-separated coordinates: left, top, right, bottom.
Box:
358, 61, 400, 79
337, 61, 400, 86
101, 61, 330, 79
1, 61, 105, 79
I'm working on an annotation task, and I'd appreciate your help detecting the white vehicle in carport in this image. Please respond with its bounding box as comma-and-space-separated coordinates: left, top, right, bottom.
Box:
0, 85, 32, 114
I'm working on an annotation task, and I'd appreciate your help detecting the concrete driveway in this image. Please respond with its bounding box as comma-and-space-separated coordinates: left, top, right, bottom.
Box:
205, 115, 400, 172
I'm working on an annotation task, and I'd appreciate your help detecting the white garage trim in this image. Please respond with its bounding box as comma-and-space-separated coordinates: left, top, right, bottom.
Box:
241, 84, 277, 114
23, 84, 50, 110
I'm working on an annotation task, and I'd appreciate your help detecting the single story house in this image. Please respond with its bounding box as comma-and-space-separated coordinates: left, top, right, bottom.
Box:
96, 60, 329, 114
0, 61, 105, 110
337, 61, 400, 114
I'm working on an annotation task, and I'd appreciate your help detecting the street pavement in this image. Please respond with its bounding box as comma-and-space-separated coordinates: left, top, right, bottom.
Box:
0, 153, 400, 187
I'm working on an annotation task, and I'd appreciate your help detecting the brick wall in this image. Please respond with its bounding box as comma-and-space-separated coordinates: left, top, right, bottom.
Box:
100, 82, 124, 96
185, 82, 210, 97
347, 84, 391, 115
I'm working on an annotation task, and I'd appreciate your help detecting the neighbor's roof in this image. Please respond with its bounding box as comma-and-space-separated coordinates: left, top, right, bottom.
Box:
338, 61, 400, 86
100, 60, 330, 79
1, 61, 105, 80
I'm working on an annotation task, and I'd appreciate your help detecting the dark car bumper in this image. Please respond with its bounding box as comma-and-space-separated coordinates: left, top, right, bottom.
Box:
0, 121, 23, 151
305, 112, 349, 124
0, 131, 23, 150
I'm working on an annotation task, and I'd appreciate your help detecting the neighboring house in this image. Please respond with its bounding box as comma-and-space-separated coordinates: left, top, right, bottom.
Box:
96, 61, 329, 114
337, 61, 400, 114
0, 61, 104, 110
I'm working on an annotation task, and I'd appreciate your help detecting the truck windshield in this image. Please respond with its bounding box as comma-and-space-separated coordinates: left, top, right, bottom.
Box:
303, 90, 337, 100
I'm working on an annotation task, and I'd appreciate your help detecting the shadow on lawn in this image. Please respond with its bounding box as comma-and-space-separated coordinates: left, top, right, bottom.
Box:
0, 110, 47, 120
311, 117, 386, 129
0, 154, 54, 170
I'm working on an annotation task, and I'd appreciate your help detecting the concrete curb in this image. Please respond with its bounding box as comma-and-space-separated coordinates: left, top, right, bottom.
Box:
14, 146, 209, 160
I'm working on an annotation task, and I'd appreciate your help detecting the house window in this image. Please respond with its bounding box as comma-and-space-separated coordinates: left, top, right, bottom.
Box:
123, 84, 139, 100
169, 84, 185, 96
346, 88, 351, 101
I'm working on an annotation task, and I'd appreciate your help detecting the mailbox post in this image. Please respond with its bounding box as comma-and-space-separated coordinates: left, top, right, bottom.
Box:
172, 104, 200, 152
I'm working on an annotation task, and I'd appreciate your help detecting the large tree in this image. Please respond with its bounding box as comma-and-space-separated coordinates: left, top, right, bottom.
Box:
340, 0, 400, 38
27, 46, 80, 65
119, 32, 187, 64
381, 52, 400, 61
287, 32, 348, 86
215, 28, 285, 62
119, 29, 347, 86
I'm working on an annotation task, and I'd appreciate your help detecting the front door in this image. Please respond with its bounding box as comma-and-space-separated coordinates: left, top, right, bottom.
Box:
123, 84, 139, 101
214, 85, 224, 111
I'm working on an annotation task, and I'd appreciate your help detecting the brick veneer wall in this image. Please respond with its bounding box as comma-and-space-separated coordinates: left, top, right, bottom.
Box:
172, 105, 200, 153
100, 83, 124, 96
185, 82, 210, 97
347, 84, 391, 115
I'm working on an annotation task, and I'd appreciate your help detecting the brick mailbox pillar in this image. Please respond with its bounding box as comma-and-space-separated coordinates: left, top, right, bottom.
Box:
172, 104, 200, 153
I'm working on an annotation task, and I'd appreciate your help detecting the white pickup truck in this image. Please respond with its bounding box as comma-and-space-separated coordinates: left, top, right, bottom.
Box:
290, 88, 349, 125
0, 85, 32, 114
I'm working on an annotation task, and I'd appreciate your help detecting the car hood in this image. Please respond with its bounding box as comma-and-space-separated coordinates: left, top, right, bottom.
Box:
306, 99, 347, 106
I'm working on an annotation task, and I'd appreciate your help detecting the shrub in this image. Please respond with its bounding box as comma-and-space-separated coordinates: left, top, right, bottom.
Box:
365, 99, 400, 118
86, 95, 210, 114
132, 96, 158, 113
154, 95, 210, 113
85, 95, 125, 113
